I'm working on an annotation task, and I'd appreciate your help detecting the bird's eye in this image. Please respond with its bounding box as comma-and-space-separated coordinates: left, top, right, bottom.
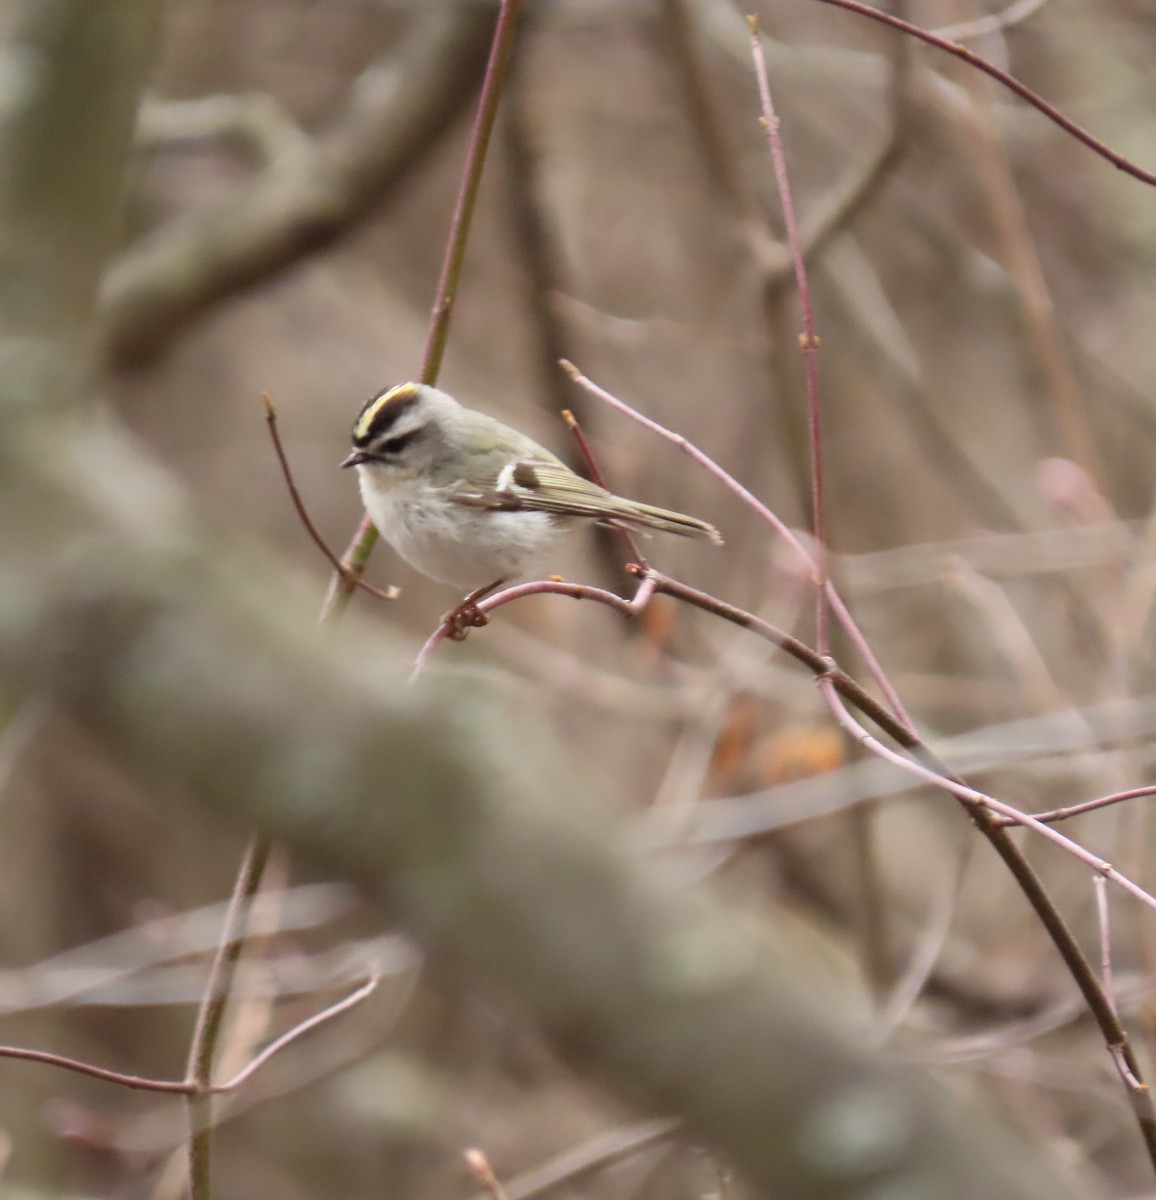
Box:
377, 429, 420, 456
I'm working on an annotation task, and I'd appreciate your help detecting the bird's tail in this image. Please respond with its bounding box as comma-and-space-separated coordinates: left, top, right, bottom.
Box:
609, 500, 723, 545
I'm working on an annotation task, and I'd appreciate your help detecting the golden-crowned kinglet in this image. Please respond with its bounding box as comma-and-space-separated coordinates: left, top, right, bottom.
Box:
341, 382, 722, 590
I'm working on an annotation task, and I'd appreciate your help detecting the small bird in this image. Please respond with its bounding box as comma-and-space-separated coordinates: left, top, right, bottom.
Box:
341, 382, 721, 592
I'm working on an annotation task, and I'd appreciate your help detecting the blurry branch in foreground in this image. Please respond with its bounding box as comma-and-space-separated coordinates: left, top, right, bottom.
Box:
0, 413, 1082, 1200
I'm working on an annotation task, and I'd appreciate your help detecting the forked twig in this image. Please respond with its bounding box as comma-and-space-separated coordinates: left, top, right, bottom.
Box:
817, 679, 1156, 916
626, 567, 1156, 1171
0, 970, 378, 1096
560, 362, 915, 730
211, 971, 379, 1093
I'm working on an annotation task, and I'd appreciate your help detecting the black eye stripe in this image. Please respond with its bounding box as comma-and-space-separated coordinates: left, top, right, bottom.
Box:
376, 429, 421, 456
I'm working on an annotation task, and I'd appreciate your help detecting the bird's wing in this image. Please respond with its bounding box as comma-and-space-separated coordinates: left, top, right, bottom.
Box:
449, 458, 722, 544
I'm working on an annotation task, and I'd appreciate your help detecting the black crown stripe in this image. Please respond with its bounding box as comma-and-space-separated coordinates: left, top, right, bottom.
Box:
351, 383, 423, 447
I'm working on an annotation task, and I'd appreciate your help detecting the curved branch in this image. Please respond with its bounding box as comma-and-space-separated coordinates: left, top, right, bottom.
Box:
99, 7, 496, 365
806, 0, 1156, 186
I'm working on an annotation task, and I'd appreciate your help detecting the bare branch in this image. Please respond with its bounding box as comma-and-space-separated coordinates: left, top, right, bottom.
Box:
263, 395, 399, 604
321, 0, 524, 625
806, 0, 1156, 187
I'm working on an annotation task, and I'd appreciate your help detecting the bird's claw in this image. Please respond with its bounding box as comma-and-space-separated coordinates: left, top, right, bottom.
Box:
442, 601, 491, 641
441, 579, 504, 641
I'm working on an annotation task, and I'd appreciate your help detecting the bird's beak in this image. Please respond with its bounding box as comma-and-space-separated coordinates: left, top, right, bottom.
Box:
340, 450, 368, 469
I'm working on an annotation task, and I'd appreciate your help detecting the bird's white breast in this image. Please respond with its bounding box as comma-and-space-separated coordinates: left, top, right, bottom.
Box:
357, 468, 559, 588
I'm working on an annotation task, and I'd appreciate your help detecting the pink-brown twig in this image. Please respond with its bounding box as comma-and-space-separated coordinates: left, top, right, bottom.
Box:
817, 676, 1156, 915
1094, 875, 1117, 1019
263, 396, 399, 605
211, 971, 379, 1093
748, 17, 829, 653
410, 575, 656, 680
560, 362, 915, 730
807, 0, 1156, 187
994, 784, 1156, 828
0, 971, 377, 1096
562, 408, 648, 569
465, 1148, 511, 1200
561, 360, 808, 561
321, 0, 524, 624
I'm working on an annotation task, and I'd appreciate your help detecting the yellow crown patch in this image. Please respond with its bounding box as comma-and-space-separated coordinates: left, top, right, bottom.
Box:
352, 382, 423, 445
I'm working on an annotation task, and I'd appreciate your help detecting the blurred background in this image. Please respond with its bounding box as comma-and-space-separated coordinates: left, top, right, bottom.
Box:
4, 0, 1156, 1195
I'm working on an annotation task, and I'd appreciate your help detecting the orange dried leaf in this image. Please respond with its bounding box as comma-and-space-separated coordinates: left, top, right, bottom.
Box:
756, 726, 844, 785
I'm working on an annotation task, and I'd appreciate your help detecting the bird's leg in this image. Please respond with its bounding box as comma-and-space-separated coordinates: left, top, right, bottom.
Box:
442, 579, 505, 642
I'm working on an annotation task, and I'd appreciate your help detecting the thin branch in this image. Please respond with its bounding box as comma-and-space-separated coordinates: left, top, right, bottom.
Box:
212, 972, 379, 1093
418, 2, 522, 385
482, 1119, 680, 1200
0, 1046, 194, 1094
663, 0, 907, 299
410, 576, 657, 679
818, 680, 1156, 912
634, 565, 1156, 1170
561, 362, 915, 729
179, 15, 526, 1186
321, 513, 380, 623
748, 17, 829, 653
805, 0, 1156, 187
321, 0, 524, 626
994, 785, 1156, 828
466, 1149, 512, 1200
263, 396, 398, 604
767, 0, 912, 293
561, 360, 810, 562
186, 835, 271, 1200
1095, 876, 1117, 1019
0, 971, 378, 1098
823, 586, 915, 730
562, 409, 648, 568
